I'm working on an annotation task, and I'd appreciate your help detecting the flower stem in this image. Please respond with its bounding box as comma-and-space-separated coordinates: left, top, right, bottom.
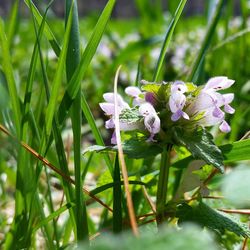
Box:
156, 144, 172, 226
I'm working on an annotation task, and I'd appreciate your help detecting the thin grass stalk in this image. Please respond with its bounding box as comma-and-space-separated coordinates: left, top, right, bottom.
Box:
114, 66, 139, 237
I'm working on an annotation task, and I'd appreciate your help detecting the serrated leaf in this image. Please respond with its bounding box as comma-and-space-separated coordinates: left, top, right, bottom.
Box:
172, 138, 250, 170
177, 202, 250, 238
83, 139, 163, 159
173, 127, 224, 173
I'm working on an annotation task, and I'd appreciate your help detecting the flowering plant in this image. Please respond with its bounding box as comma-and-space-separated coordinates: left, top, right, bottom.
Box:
99, 76, 234, 172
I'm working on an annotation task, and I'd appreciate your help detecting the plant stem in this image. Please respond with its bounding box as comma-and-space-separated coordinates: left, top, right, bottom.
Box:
156, 144, 172, 226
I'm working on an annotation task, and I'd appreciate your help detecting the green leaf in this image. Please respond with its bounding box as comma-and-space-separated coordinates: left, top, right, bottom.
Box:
177, 202, 250, 238
220, 138, 250, 163
172, 138, 250, 170
83, 139, 163, 159
173, 127, 224, 173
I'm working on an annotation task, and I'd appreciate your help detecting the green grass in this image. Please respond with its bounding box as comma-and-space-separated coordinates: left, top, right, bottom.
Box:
0, 0, 250, 249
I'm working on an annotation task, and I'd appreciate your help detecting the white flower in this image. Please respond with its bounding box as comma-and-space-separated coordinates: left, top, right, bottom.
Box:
100, 93, 132, 144
139, 103, 160, 141
169, 81, 189, 121
125, 86, 144, 106
187, 77, 235, 133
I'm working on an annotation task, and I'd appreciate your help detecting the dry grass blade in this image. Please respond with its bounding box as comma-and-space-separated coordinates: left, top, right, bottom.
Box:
113, 66, 139, 237
0, 124, 113, 213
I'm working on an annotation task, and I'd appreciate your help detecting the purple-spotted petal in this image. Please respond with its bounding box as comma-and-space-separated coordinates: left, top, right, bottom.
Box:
171, 81, 187, 93
219, 120, 231, 133
139, 103, 156, 117
171, 110, 183, 121
205, 77, 234, 91
125, 86, 141, 97
144, 113, 161, 134
212, 106, 224, 118
169, 92, 186, 113
224, 104, 235, 114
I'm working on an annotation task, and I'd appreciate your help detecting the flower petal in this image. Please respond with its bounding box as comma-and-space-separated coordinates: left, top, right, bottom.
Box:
224, 104, 235, 114
219, 120, 231, 133
212, 106, 224, 118
171, 110, 183, 121
125, 86, 141, 97
99, 103, 115, 115
103, 92, 130, 109
169, 92, 186, 113
105, 118, 115, 129
223, 93, 234, 104
111, 131, 117, 144
139, 103, 156, 117
182, 111, 190, 120
144, 113, 160, 134
205, 77, 234, 90
171, 81, 187, 93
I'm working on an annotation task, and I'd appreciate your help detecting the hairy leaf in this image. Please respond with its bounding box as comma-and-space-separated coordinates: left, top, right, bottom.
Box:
177, 202, 250, 238
173, 127, 224, 173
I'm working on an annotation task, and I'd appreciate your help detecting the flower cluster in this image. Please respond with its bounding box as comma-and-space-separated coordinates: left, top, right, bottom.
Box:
100, 77, 235, 144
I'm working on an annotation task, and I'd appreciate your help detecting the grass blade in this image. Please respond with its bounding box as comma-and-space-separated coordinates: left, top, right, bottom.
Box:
33, 202, 75, 233
7, 0, 19, 47
65, 0, 89, 241
187, 0, 225, 82
152, 0, 187, 82
0, 18, 21, 138
45, 3, 73, 138
57, 0, 116, 124
113, 155, 122, 233
24, 0, 61, 57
